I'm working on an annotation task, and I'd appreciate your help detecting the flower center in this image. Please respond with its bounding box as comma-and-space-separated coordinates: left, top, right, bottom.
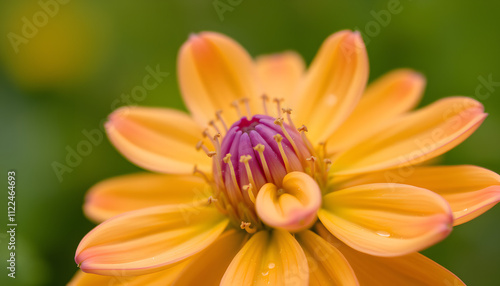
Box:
195, 97, 328, 233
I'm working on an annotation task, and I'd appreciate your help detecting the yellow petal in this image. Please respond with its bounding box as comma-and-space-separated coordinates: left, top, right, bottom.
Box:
68, 260, 190, 286
106, 106, 211, 174
178, 32, 260, 126
292, 30, 369, 143
84, 173, 211, 223
75, 204, 228, 276
172, 229, 246, 286
318, 183, 453, 257
221, 230, 308, 286
255, 172, 322, 232
331, 97, 487, 175
256, 51, 305, 104
326, 69, 425, 153
316, 224, 465, 286
296, 230, 359, 286
337, 165, 500, 226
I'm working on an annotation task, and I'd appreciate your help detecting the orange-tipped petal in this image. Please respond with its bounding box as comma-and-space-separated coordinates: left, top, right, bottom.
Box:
75, 204, 228, 276
84, 173, 211, 223
68, 260, 190, 286
316, 224, 465, 286
337, 165, 500, 226
221, 230, 308, 286
172, 229, 246, 286
178, 32, 260, 126
326, 69, 425, 153
318, 183, 453, 257
292, 30, 369, 143
331, 97, 487, 175
255, 172, 322, 232
106, 106, 210, 174
256, 51, 305, 103
296, 230, 359, 286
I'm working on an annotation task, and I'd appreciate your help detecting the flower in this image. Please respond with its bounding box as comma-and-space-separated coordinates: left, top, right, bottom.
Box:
70, 30, 500, 285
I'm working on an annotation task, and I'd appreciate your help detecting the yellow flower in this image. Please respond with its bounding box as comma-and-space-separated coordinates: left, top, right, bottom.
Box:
70, 31, 500, 285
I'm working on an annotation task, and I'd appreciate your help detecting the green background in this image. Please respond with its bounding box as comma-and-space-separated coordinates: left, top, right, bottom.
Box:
1, 0, 500, 285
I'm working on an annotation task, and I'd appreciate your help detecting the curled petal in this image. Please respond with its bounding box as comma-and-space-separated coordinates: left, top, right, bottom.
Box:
338, 165, 500, 225
178, 32, 260, 126
318, 183, 453, 257
296, 230, 359, 286
75, 204, 228, 276
256, 51, 305, 102
331, 97, 487, 175
316, 224, 465, 286
221, 230, 308, 286
292, 30, 369, 143
84, 173, 211, 223
256, 172, 322, 232
172, 229, 246, 286
106, 107, 210, 174
327, 69, 425, 153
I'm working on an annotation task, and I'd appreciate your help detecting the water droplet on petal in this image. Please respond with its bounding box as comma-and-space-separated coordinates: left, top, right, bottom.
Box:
268, 262, 275, 269
262, 271, 269, 276
376, 230, 391, 237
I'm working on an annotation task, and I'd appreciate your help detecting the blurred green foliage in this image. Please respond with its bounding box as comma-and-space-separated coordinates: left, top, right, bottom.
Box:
1, 0, 499, 285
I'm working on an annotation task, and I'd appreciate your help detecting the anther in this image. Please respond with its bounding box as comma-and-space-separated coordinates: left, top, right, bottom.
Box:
307, 156, 317, 176
324, 159, 332, 172
274, 117, 300, 158
223, 153, 241, 192
196, 140, 212, 157
261, 94, 269, 115
209, 120, 221, 134
240, 98, 252, 117
216, 110, 228, 132
243, 184, 256, 204
231, 100, 243, 118
282, 107, 296, 130
253, 144, 272, 182
240, 221, 257, 234
240, 155, 256, 188
298, 125, 315, 154
273, 98, 284, 117
273, 134, 291, 172
208, 196, 218, 205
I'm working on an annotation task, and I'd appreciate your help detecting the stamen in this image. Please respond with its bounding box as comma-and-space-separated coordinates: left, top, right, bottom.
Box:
240, 221, 257, 234
193, 165, 210, 182
261, 94, 269, 115
324, 159, 332, 173
196, 140, 213, 157
273, 134, 291, 172
216, 110, 228, 132
298, 125, 315, 154
207, 196, 218, 205
223, 153, 241, 192
273, 98, 284, 117
253, 144, 272, 182
243, 184, 256, 204
213, 133, 222, 159
240, 155, 256, 188
274, 117, 300, 158
209, 120, 221, 134
203, 129, 217, 148
306, 156, 317, 176
240, 98, 252, 117
282, 107, 296, 130
231, 100, 243, 118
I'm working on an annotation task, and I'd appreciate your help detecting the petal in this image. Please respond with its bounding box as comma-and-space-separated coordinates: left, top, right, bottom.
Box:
331, 97, 487, 175
75, 204, 229, 276
106, 106, 211, 174
296, 230, 359, 286
221, 230, 309, 286
326, 69, 425, 153
256, 51, 305, 103
68, 260, 190, 286
316, 224, 465, 286
255, 172, 322, 232
292, 30, 369, 143
337, 165, 500, 226
318, 183, 453, 257
172, 229, 246, 286
178, 32, 260, 126
84, 173, 211, 223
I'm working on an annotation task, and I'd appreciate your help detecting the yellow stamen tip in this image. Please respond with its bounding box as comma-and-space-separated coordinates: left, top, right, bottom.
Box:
273, 134, 283, 142
223, 153, 232, 163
